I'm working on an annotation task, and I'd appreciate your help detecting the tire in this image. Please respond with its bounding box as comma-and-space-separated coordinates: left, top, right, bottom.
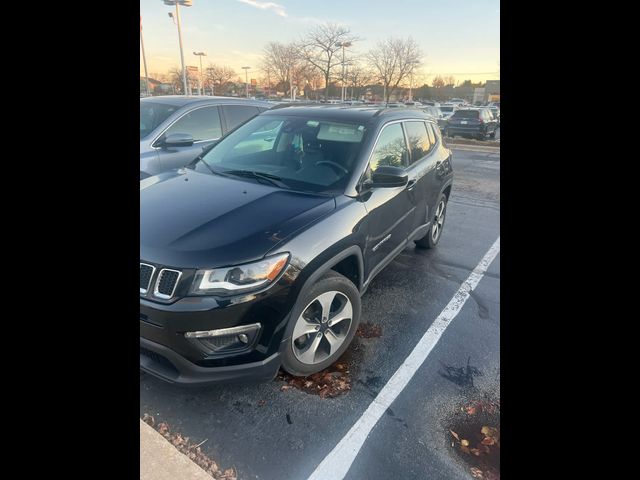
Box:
415, 193, 448, 249
281, 270, 361, 376
489, 130, 496, 139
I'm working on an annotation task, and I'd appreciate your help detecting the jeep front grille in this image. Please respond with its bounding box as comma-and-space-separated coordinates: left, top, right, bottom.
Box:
154, 269, 182, 299
140, 263, 155, 293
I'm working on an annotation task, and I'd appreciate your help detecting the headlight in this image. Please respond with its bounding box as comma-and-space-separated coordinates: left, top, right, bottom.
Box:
189, 253, 290, 296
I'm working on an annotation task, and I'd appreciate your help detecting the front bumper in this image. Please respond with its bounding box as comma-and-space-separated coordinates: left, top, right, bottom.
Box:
140, 336, 282, 385
140, 274, 297, 385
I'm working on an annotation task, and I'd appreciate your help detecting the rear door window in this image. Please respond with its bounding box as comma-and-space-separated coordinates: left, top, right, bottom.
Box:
403, 121, 432, 164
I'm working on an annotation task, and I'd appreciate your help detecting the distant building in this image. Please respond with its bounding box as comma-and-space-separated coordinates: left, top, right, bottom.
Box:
485, 80, 500, 96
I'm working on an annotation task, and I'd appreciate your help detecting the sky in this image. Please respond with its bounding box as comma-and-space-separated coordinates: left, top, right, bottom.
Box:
140, 0, 500, 85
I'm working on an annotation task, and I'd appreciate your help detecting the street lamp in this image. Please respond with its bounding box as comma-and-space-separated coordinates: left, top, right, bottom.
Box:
242, 66, 250, 98
193, 51, 206, 95
408, 60, 419, 102
163, 1, 193, 95
336, 41, 352, 102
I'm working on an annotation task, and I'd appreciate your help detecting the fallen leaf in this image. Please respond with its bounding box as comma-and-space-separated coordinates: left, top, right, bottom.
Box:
470, 467, 484, 478
450, 430, 460, 441
461, 439, 469, 447
481, 437, 496, 446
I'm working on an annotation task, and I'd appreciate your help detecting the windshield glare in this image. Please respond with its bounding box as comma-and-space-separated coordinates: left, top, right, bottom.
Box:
199, 115, 367, 193
140, 102, 179, 139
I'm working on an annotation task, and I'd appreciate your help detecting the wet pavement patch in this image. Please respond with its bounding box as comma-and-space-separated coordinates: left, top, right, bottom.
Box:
446, 396, 500, 479
142, 413, 237, 479
356, 322, 383, 338
439, 357, 483, 388
277, 360, 351, 398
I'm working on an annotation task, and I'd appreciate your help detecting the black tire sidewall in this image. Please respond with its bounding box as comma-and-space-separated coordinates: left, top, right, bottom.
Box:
415, 193, 448, 249
281, 270, 361, 376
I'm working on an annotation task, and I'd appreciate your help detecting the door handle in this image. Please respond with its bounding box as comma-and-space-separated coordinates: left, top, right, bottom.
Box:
406, 178, 417, 189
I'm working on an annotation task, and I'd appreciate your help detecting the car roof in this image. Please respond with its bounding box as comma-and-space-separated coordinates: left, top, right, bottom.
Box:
261, 104, 436, 125
140, 95, 271, 108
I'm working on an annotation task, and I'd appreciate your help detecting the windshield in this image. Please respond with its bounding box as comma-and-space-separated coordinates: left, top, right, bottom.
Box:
140, 102, 179, 139
198, 115, 367, 194
440, 106, 454, 112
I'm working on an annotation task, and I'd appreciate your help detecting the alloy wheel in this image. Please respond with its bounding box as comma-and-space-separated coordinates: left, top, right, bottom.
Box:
291, 291, 353, 365
432, 199, 446, 243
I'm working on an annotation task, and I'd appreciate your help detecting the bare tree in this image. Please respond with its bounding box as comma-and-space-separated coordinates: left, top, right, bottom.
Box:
205, 64, 236, 95
431, 75, 445, 88
169, 67, 194, 94
366, 36, 422, 104
261, 41, 300, 95
443, 75, 456, 87
298, 22, 359, 99
346, 62, 375, 100
304, 68, 325, 100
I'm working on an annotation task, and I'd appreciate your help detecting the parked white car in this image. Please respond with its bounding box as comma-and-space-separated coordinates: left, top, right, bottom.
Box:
439, 103, 458, 120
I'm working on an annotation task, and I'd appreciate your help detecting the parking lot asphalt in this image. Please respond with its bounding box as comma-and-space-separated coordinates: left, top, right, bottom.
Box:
140, 147, 500, 480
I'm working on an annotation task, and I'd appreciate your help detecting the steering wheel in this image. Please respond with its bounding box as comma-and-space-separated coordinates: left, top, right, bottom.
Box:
315, 160, 348, 175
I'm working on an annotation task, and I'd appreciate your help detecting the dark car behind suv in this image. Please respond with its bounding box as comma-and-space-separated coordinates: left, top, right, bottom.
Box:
140, 105, 453, 385
446, 108, 498, 140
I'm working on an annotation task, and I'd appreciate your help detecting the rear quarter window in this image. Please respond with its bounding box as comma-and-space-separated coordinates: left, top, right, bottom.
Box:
222, 105, 261, 131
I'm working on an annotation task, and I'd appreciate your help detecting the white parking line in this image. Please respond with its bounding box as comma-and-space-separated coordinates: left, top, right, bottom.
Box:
306, 237, 501, 480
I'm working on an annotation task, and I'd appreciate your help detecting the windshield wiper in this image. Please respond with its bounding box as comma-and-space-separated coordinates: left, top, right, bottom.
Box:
222, 170, 289, 188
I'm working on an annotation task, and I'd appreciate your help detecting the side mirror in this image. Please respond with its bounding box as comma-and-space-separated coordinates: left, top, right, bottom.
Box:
368, 166, 408, 188
160, 133, 194, 147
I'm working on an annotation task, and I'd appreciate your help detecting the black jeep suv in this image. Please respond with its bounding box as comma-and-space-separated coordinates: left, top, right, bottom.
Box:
140, 105, 454, 385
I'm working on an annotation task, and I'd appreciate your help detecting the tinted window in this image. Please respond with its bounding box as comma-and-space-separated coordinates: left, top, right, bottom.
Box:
440, 106, 454, 112
404, 121, 431, 164
164, 106, 222, 141
223, 105, 260, 131
370, 123, 409, 171
426, 123, 436, 144
140, 102, 180, 139
452, 110, 480, 119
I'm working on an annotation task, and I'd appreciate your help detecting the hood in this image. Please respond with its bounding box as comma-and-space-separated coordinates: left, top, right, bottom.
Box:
140, 169, 336, 268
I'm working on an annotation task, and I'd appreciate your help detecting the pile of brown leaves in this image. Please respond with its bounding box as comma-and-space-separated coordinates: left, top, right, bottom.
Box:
356, 322, 382, 338
277, 362, 351, 398
142, 413, 236, 480
449, 399, 500, 480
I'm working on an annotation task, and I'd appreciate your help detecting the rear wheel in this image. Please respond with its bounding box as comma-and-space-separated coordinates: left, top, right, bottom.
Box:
281, 271, 361, 376
415, 193, 448, 249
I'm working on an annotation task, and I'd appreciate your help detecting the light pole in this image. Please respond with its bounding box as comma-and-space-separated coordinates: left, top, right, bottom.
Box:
408, 61, 419, 102
242, 66, 250, 98
140, 15, 151, 96
193, 52, 206, 95
163, 1, 192, 95
336, 41, 352, 102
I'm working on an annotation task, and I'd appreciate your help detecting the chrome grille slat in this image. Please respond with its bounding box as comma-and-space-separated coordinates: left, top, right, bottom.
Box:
139, 263, 155, 294
154, 269, 182, 299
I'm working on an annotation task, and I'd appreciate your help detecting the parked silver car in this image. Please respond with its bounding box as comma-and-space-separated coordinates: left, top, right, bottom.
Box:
140, 96, 272, 178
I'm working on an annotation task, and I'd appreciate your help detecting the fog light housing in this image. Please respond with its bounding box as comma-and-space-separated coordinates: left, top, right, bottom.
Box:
184, 323, 261, 355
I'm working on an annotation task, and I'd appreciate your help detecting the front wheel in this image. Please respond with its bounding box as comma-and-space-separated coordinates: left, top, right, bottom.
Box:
415, 194, 448, 249
281, 271, 361, 376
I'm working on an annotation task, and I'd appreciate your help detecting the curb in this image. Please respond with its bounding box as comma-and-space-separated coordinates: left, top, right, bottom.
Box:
140, 420, 212, 480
